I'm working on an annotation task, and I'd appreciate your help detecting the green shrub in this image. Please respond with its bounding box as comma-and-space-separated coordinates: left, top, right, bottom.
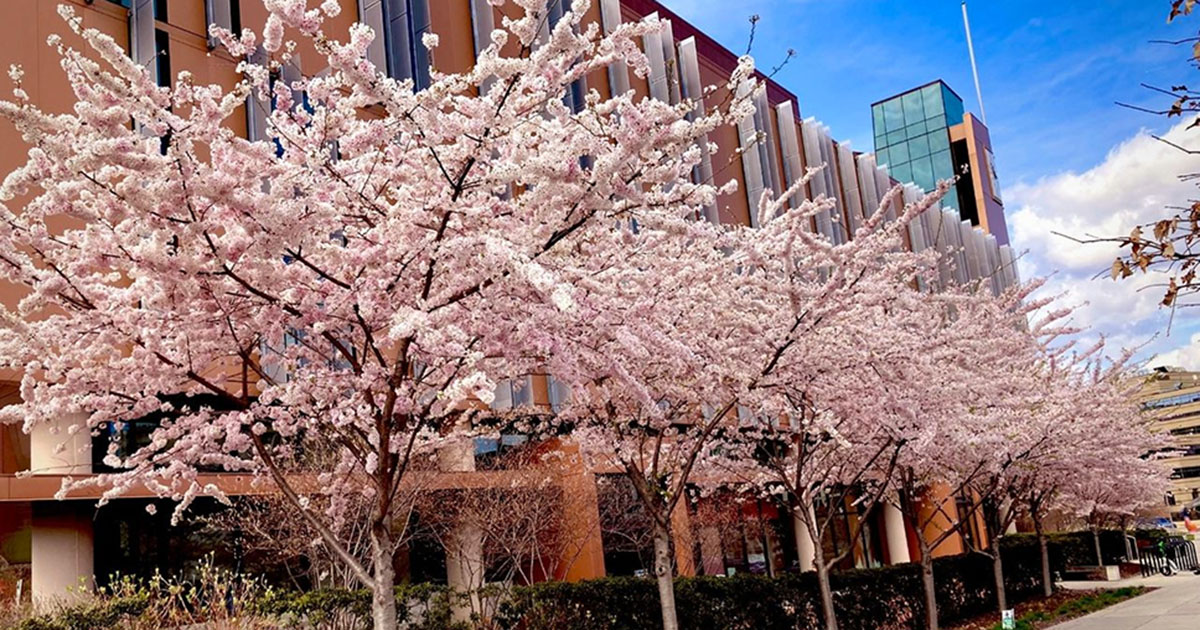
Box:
1000, 530, 1134, 569
15, 593, 150, 630
494, 546, 1051, 630
257, 582, 461, 629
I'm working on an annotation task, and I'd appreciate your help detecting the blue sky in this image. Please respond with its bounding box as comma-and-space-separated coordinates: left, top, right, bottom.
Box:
666, 0, 1200, 369
665, 0, 1182, 182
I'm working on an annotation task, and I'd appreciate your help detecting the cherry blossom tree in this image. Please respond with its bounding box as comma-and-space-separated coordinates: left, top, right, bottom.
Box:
529, 208, 755, 630
885, 278, 1054, 630
1058, 426, 1171, 567
1009, 344, 1167, 596
0, 2, 755, 628
724, 183, 959, 630
950, 305, 1093, 618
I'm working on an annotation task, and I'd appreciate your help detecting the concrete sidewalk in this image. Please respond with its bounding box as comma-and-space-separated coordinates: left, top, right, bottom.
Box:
1051, 573, 1200, 629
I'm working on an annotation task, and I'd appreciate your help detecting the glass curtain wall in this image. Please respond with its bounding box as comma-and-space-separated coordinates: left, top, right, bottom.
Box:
872, 82, 963, 211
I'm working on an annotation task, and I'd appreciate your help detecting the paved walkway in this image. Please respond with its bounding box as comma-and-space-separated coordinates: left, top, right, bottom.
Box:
1052, 573, 1200, 629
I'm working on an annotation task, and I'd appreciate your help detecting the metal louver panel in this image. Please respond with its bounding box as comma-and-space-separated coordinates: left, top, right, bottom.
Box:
752, 87, 781, 198
736, 80, 765, 228
678, 37, 717, 223
130, 0, 157, 84
775, 102, 807, 208
245, 48, 270, 142
642, 12, 669, 102
384, 0, 414, 83
204, 0, 233, 50
856, 154, 880, 218
660, 19, 681, 104
469, 0, 494, 59
836, 143, 863, 234
599, 0, 630, 97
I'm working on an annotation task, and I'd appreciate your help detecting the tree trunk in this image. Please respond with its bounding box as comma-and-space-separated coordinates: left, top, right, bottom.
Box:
1034, 517, 1052, 597
652, 520, 680, 630
1092, 526, 1104, 566
991, 548, 1007, 614
805, 503, 839, 630
982, 504, 1007, 617
370, 525, 398, 630
918, 536, 939, 630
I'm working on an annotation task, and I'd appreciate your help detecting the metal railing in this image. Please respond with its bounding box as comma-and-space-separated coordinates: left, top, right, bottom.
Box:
1138, 536, 1198, 576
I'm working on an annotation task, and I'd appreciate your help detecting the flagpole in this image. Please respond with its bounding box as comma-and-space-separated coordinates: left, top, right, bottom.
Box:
962, 1, 987, 124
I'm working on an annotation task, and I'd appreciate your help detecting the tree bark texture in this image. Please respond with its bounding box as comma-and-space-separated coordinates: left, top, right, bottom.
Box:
653, 520, 680, 630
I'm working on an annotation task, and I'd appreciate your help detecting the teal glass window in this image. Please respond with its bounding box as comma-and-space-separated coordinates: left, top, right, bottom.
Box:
901, 91, 924, 127
941, 83, 964, 125
911, 156, 934, 191
931, 150, 954, 182
908, 133, 931, 159
873, 82, 970, 196
921, 83, 943, 119
883, 98, 905, 132
928, 130, 950, 154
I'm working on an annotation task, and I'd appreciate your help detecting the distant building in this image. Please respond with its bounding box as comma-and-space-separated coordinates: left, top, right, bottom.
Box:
871, 80, 1009, 245
1137, 367, 1200, 518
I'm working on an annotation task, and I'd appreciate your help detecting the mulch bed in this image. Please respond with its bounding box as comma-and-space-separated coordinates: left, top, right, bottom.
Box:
947, 587, 1152, 630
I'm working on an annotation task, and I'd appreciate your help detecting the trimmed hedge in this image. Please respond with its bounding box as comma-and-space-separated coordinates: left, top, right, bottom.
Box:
493, 544, 1049, 630
256, 583, 461, 629
1001, 530, 1132, 571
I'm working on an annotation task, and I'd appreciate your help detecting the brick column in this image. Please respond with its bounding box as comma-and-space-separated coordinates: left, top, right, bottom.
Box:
671, 503, 695, 577
558, 470, 606, 581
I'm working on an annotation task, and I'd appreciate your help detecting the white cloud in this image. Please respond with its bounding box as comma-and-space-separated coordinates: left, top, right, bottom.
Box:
1007, 120, 1199, 272
1006, 119, 1200, 371
1151, 332, 1200, 371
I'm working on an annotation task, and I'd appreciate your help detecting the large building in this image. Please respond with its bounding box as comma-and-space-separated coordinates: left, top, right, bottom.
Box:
1137, 367, 1200, 518
0, 0, 1019, 605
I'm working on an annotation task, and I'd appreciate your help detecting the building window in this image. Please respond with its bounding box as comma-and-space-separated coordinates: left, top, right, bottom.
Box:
597, 474, 655, 576
154, 29, 170, 88
473, 433, 529, 469
360, 0, 433, 89
986, 148, 1002, 203
154, 29, 171, 154
1143, 389, 1200, 409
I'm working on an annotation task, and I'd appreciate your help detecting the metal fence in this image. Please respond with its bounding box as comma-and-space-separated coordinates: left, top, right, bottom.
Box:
1138, 536, 1199, 576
